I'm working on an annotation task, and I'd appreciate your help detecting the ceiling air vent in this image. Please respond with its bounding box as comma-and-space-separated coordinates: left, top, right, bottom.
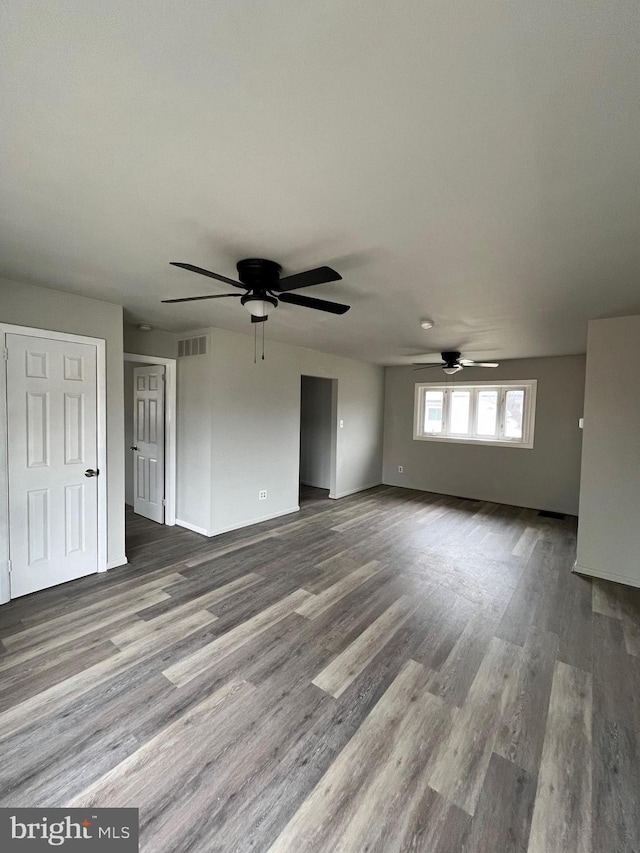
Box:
178, 336, 207, 357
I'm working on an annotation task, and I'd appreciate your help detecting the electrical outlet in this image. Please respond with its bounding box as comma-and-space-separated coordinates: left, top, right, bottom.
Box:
398, 466, 403, 473
259, 490, 267, 500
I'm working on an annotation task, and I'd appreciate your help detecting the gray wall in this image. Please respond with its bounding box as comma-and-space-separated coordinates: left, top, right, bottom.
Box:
122, 323, 382, 538
300, 375, 333, 489
207, 328, 385, 534
176, 329, 214, 533
172, 326, 384, 536
0, 276, 126, 570
123, 325, 177, 358
577, 316, 640, 587
382, 355, 585, 515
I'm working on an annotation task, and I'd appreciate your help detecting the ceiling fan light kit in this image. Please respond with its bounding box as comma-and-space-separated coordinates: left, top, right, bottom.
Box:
241, 294, 277, 317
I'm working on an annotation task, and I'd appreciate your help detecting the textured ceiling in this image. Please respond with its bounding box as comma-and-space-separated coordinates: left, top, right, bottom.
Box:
1, 1, 639, 364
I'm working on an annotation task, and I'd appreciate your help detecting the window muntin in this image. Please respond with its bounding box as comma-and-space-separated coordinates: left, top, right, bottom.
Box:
414, 381, 536, 448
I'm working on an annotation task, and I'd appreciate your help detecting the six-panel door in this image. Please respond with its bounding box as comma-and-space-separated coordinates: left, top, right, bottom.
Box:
133, 365, 165, 524
6, 334, 99, 597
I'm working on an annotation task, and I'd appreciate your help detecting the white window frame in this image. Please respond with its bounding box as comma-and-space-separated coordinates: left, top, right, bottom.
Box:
413, 380, 537, 449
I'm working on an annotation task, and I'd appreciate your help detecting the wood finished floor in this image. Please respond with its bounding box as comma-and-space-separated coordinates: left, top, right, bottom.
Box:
1, 486, 639, 852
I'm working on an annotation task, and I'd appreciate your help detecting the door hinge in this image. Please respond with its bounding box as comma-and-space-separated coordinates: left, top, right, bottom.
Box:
7, 559, 12, 575
162, 498, 166, 507
162, 373, 166, 381
3, 347, 8, 361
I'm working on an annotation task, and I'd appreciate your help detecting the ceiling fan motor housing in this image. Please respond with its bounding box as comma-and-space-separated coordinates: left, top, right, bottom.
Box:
441, 351, 462, 367
236, 259, 281, 316
236, 258, 282, 291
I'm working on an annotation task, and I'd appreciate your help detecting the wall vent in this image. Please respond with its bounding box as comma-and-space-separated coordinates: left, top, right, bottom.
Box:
178, 336, 207, 357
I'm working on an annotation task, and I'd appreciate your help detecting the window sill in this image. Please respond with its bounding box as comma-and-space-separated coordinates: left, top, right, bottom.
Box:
412, 434, 534, 449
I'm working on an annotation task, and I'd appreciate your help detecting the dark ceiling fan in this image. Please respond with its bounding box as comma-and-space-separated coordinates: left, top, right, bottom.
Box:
162, 258, 350, 323
414, 351, 499, 375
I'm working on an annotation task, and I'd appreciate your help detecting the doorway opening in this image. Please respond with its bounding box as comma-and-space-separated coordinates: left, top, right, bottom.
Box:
123, 353, 176, 526
1, 324, 107, 602
299, 375, 338, 507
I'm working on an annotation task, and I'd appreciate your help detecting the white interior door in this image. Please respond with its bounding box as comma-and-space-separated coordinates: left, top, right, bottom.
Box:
7, 333, 99, 598
133, 365, 165, 523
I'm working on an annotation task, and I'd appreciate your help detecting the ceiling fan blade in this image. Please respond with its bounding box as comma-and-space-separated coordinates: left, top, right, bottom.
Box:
274, 266, 342, 292
278, 292, 350, 314
459, 358, 499, 368
251, 315, 268, 323
412, 363, 445, 370
170, 262, 244, 289
161, 293, 241, 303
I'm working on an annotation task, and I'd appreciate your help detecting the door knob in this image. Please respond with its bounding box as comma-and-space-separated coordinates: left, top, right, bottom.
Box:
85, 468, 99, 477
130, 446, 138, 451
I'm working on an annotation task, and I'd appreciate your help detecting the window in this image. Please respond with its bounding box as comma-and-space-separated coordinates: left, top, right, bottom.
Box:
423, 390, 444, 433
414, 381, 537, 448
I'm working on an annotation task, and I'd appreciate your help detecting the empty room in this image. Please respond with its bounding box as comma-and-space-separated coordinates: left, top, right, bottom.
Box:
1, 2, 639, 851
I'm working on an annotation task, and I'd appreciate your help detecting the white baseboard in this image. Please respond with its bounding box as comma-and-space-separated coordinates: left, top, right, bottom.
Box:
106, 556, 128, 570
209, 506, 300, 537
175, 518, 209, 536
329, 482, 381, 500
573, 561, 640, 589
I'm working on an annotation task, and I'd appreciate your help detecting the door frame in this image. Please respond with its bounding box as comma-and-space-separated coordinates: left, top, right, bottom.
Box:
0, 323, 107, 604
298, 374, 339, 499
124, 353, 176, 526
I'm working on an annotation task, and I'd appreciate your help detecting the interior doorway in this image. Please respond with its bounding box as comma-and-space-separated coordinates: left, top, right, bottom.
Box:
123, 353, 176, 526
299, 375, 338, 504
0, 324, 107, 602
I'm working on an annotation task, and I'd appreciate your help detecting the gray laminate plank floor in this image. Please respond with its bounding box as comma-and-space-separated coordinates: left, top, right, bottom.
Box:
1, 486, 639, 852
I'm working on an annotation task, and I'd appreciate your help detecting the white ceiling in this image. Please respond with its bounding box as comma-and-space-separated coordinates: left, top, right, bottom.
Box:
1, 1, 639, 364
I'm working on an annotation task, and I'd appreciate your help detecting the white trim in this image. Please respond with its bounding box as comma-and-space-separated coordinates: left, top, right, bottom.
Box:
0, 325, 106, 346
330, 379, 338, 499
107, 556, 128, 570
208, 506, 300, 537
412, 435, 535, 450
96, 339, 107, 572
414, 379, 537, 449
175, 518, 209, 536
0, 323, 107, 603
0, 339, 9, 605
573, 561, 640, 589
298, 374, 339, 504
329, 482, 381, 499
124, 353, 176, 526
177, 506, 302, 539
